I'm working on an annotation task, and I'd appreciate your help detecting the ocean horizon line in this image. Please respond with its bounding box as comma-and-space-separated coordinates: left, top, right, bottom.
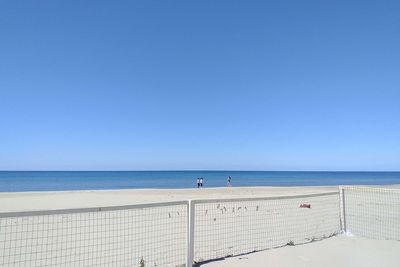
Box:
1, 170, 400, 172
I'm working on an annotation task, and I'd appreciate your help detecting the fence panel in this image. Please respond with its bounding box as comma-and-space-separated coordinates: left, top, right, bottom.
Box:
6, 187, 399, 267
0, 202, 188, 267
342, 186, 400, 240
192, 192, 340, 264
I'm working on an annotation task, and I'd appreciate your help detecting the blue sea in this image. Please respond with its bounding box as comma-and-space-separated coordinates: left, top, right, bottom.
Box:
0, 171, 400, 192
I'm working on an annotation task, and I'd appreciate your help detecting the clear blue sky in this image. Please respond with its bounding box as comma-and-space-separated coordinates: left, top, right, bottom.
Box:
1, 0, 399, 171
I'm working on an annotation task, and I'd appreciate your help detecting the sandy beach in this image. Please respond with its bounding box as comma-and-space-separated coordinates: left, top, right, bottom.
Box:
201, 235, 400, 267
1, 185, 399, 267
0, 186, 340, 212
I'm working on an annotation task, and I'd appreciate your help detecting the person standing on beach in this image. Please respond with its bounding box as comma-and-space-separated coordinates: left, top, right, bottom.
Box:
200, 177, 204, 188
227, 176, 232, 186
197, 178, 200, 188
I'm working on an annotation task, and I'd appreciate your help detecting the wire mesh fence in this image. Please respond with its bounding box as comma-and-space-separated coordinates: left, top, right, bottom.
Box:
192, 192, 341, 264
342, 186, 400, 241
1, 187, 399, 267
0, 202, 188, 267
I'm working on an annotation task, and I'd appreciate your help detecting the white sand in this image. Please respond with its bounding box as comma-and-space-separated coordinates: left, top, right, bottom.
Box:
201, 235, 400, 267
0, 186, 339, 212
1, 185, 399, 266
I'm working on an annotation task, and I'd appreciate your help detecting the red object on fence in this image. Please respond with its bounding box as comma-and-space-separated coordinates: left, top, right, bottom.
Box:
300, 204, 311, 208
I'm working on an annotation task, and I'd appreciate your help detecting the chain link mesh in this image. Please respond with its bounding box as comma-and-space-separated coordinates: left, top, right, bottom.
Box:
193, 192, 340, 263
342, 186, 400, 240
0, 203, 188, 267
3, 187, 398, 266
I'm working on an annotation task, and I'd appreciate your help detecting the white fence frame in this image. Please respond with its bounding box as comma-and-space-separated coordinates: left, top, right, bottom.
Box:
339, 186, 400, 241
1, 187, 399, 266
0, 201, 189, 267
189, 191, 341, 265
0, 201, 189, 219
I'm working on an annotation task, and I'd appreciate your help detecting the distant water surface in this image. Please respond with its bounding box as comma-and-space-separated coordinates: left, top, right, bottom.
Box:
0, 171, 399, 192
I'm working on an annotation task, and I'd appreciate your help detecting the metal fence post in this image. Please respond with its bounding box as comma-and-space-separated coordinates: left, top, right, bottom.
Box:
187, 200, 195, 267
341, 187, 347, 233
